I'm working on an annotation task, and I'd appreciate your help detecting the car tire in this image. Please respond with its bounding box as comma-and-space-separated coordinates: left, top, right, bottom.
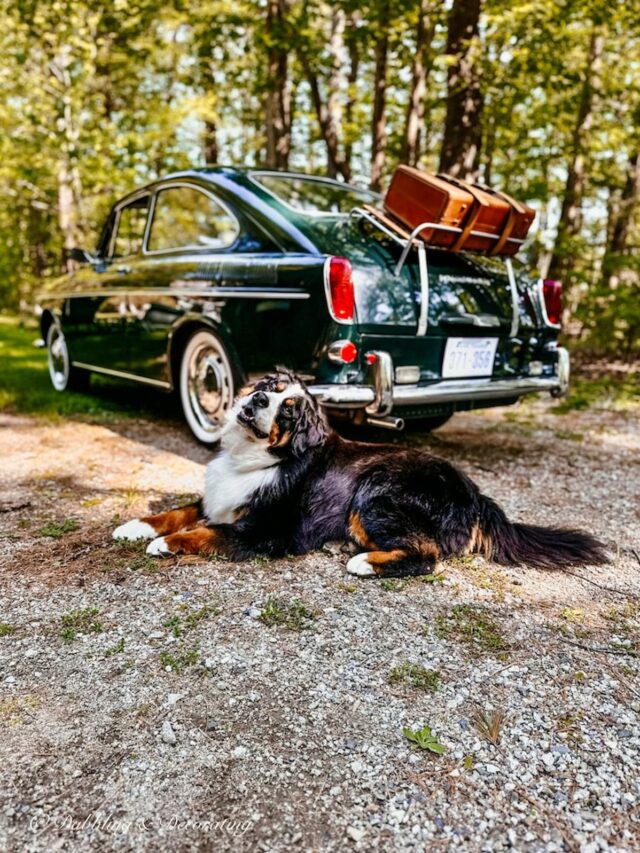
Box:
405, 413, 453, 433
46, 324, 89, 392
178, 328, 236, 444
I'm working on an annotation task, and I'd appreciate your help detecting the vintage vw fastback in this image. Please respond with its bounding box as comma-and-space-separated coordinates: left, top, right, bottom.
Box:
37, 168, 569, 442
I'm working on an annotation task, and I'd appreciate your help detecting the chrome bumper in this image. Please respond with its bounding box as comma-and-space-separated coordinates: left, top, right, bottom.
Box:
308, 347, 570, 414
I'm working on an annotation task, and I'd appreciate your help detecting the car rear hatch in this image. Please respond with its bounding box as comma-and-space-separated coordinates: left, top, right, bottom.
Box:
326, 217, 538, 384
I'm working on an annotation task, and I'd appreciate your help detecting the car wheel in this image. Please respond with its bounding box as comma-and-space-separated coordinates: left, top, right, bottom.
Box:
405, 413, 453, 432
46, 324, 89, 392
179, 328, 236, 444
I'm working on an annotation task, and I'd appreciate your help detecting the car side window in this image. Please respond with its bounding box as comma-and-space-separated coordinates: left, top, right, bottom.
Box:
113, 196, 149, 258
147, 186, 239, 252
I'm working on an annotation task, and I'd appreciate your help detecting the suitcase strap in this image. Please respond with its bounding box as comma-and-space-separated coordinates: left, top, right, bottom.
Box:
437, 175, 488, 253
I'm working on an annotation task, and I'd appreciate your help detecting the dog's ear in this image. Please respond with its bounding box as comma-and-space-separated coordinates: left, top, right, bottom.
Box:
290, 396, 329, 458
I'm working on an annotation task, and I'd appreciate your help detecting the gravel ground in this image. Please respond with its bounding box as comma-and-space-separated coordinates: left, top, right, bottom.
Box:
0, 395, 639, 852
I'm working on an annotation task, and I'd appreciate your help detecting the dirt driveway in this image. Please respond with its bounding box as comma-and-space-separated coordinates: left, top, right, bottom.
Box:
1, 397, 639, 851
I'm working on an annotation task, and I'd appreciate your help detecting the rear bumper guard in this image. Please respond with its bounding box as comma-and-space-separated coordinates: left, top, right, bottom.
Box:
308, 346, 570, 414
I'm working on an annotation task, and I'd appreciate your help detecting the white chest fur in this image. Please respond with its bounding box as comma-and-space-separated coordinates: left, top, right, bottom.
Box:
203, 445, 280, 524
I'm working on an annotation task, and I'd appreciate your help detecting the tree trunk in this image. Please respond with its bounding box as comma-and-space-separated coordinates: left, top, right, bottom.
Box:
202, 119, 219, 165
546, 27, 605, 281
299, 52, 349, 180
265, 0, 291, 169
603, 150, 640, 286
343, 12, 360, 181
401, 0, 435, 168
438, 0, 483, 181
326, 6, 345, 177
370, 2, 390, 192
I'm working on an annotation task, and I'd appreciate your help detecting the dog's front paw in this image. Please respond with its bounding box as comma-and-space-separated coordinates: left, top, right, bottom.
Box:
346, 552, 377, 578
113, 519, 157, 541
146, 537, 174, 558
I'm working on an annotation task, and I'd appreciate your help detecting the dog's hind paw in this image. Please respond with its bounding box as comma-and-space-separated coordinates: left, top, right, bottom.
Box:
146, 536, 174, 558
113, 519, 157, 541
346, 552, 377, 578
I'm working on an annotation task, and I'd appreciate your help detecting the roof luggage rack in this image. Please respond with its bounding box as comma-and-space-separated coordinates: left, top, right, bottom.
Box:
348, 205, 521, 340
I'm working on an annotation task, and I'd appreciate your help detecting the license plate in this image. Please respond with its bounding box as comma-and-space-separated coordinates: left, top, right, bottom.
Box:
442, 337, 498, 378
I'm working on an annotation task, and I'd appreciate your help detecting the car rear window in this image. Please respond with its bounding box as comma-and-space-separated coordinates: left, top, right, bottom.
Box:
252, 173, 380, 214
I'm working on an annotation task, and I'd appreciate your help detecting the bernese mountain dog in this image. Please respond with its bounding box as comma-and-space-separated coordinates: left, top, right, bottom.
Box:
113, 370, 608, 578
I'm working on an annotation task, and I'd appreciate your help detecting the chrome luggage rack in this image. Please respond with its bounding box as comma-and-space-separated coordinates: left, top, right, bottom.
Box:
348, 207, 523, 339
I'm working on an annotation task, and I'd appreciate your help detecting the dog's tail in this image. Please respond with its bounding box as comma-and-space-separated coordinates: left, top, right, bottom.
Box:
475, 495, 608, 569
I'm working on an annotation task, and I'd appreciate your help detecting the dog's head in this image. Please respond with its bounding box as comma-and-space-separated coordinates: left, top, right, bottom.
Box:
228, 370, 329, 458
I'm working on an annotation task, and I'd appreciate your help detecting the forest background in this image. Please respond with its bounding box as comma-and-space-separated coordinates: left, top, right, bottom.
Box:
1, 0, 638, 357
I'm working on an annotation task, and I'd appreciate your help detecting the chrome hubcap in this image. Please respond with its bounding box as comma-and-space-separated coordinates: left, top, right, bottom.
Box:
48, 328, 69, 390
187, 342, 232, 433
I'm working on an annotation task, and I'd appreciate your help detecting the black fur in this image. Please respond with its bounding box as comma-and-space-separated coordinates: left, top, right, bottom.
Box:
202, 372, 609, 578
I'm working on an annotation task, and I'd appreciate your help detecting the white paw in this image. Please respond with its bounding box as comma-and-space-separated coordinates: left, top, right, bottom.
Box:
146, 537, 174, 558
346, 552, 377, 578
113, 519, 157, 541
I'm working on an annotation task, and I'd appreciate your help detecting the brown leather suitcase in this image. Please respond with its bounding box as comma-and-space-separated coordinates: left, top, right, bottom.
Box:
438, 175, 512, 254
384, 166, 475, 248
472, 184, 536, 256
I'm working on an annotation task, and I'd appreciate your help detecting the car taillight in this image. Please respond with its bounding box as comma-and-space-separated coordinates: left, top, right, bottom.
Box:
328, 340, 358, 364
325, 256, 354, 323
542, 279, 562, 326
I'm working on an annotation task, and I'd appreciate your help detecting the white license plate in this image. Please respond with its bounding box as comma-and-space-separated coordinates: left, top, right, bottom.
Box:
442, 337, 498, 378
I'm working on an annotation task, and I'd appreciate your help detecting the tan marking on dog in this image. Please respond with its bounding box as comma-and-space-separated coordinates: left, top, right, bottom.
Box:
466, 522, 494, 559
411, 538, 440, 561
275, 381, 287, 392
348, 512, 378, 550
364, 549, 408, 573
268, 422, 291, 448
162, 526, 226, 556
141, 504, 202, 536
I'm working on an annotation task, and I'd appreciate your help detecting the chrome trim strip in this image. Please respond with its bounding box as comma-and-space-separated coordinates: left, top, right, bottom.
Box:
72, 362, 171, 389
504, 257, 520, 338
37, 288, 309, 301
365, 351, 394, 416
307, 385, 376, 408
416, 242, 429, 336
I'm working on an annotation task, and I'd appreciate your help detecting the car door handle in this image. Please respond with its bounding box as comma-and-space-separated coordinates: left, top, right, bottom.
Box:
116, 265, 131, 275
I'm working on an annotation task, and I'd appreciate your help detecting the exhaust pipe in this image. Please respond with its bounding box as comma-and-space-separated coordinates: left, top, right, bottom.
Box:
365, 415, 405, 431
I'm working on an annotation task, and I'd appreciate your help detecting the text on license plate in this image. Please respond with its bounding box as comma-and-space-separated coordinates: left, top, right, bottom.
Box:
441, 337, 499, 378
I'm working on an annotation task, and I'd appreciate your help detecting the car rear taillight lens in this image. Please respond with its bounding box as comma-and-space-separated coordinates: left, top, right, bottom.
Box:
542, 279, 562, 326
328, 340, 358, 364
326, 257, 354, 323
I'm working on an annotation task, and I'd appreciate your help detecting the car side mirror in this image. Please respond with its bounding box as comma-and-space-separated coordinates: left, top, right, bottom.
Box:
67, 247, 96, 264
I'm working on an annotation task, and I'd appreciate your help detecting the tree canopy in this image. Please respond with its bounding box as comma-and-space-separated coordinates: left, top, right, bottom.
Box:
1, 0, 639, 356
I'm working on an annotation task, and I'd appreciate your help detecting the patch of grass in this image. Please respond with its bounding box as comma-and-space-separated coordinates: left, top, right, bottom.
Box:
403, 724, 446, 755
434, 604, 509, 656
0, 623, 17, 637
159, 647, 200, 674
337, 582, 358, 594
249, 554, 271, 567
105, 638, 125, 657
388, 662, 441, 694
60, 607, 103, 643
551, 374, 640, 416
164, 616, 183, 638
472, 708, 505, 745
185, 604, 220, 629
553, 429, 584, 442
555, 710, 584, 745
380, 579, 407, 592
128, 554, 162, 573
560, 607, 584, 623
38, 518, 79, 538
258, 596, 315, 631
0, 695, 40, 725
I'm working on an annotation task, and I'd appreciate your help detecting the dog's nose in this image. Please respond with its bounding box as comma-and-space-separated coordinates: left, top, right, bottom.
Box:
253, 391, 269, 408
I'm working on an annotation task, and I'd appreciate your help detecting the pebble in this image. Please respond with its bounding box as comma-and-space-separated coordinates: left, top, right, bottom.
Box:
161, 721, 177, 745
346, 827, 365, 842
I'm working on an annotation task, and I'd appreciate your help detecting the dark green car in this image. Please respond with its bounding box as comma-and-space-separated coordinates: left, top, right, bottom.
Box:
37, 168, 569, 443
